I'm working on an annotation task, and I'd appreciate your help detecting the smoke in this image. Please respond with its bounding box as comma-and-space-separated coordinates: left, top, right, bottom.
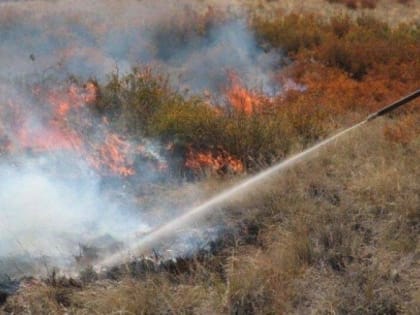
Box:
0, 0, 279, 93
0, 158, 145, 256
0, 80, 221, 276
0, 157, 148, 276
0, 0, 282, 276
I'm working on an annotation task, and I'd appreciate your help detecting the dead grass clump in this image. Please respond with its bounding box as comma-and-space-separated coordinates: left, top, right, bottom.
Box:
72, 277, 214, 314
235, 118, 420, 312
3, 283, 64, 314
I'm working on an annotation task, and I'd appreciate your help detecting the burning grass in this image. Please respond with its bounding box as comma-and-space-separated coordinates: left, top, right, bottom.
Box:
1, 8, 417, 177
3, 115, 419, 314
0, 1, 419, 314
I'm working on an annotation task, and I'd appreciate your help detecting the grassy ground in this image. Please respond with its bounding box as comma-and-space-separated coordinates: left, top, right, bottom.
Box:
1, 1, 419, 314
243, 0, 420, 26
2, 115, 419, 314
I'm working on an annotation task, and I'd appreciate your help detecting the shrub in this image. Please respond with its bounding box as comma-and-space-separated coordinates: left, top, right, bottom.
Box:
253, 11, 418, 82
149, 99, 296, 169
95, 68, 175, 138
252, 12, 327, 55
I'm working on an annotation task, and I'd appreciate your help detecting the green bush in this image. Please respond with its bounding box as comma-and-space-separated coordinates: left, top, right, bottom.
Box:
149, 101, 295, 169
95, 68, 174, 138
252, 12, 327, 55
92, 65, 337, 172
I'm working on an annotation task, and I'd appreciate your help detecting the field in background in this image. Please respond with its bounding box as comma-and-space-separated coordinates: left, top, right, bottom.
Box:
1, 0, 419, 314
243, 0, 419, 26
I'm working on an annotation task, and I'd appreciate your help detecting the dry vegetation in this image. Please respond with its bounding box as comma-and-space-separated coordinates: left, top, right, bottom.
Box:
3, 116, 419, 314
244, 0, 419, 26
1, 1, 419, 314
326, 0, 414, 11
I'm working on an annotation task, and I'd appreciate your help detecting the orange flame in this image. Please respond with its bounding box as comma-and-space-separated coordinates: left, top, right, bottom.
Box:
48, 82, 97, 119
185, 146, 244, 175
13, 83, 97, 152
226, 71, 263, 115
1, 82, 166, 177
88, 134, 135, 177
17, 125, 82, 152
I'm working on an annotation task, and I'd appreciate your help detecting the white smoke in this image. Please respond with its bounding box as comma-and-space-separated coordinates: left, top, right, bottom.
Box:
0, 156, 150, 275
0, 0, 282, 276
0, 0, 280, 93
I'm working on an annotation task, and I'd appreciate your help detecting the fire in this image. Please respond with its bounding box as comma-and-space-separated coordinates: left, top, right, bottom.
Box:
47, 82, 97, 119
88, 134, 135, 177
12, 83, 97, 153
226, 71, 264, 115
0, 81, 167, 177
16, 125, 82, 152
185, 146, 244, 175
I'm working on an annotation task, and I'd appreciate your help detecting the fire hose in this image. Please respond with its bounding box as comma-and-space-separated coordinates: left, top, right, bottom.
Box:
98, 89, 420, 268
366, 89, 420, 121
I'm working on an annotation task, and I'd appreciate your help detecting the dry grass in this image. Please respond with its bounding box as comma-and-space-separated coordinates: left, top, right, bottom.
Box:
3, 112, 419, 314
244, 0, 420, 26
1, 2, 419, 314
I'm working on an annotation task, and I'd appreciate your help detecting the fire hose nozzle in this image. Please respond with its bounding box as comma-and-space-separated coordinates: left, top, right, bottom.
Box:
366, 113, 379, 121
366, 89, 420, 122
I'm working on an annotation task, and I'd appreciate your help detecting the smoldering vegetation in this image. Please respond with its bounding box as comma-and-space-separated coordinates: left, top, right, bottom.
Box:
0, 159, 147, 275
0, 0, 284, 277
0, 0, 419, 314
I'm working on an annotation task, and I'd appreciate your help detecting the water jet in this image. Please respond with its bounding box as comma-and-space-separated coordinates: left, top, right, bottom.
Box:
98, 90, 419, 268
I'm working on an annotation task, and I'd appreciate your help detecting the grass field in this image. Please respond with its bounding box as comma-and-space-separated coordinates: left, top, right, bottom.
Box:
1, 0, 419, 314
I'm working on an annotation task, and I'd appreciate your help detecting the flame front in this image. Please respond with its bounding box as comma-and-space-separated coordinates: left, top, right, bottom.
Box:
87, 134, 136, 177
185, 146, 244, 175
226, 71, 264, 115
1, 82, 166, 177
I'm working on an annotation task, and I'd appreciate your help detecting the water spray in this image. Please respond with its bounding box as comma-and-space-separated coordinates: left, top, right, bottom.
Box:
98, 90, 419, 268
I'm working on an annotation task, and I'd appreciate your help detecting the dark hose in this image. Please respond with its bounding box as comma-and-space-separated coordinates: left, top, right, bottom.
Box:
366, 89, 420, 121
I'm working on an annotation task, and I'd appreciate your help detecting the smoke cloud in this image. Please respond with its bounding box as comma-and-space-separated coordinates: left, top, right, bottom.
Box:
0, 0, 279, 93
0, 157, 147, 260
0, 0, 281, 276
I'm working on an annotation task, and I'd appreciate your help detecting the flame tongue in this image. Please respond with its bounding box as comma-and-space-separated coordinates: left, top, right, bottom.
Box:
2, 82, 166, 177
226, 71, 264, 115
3, 76, 255, 178
17, 125, 82, 152
88, 134, 136, 177
185, 146, 244, 175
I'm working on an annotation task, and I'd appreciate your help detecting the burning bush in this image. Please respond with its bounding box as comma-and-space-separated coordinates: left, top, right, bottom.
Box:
184, 145, 244, 176
3, 9, 415, 180
225, 71, 273, 115
0, 1, 419, 314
